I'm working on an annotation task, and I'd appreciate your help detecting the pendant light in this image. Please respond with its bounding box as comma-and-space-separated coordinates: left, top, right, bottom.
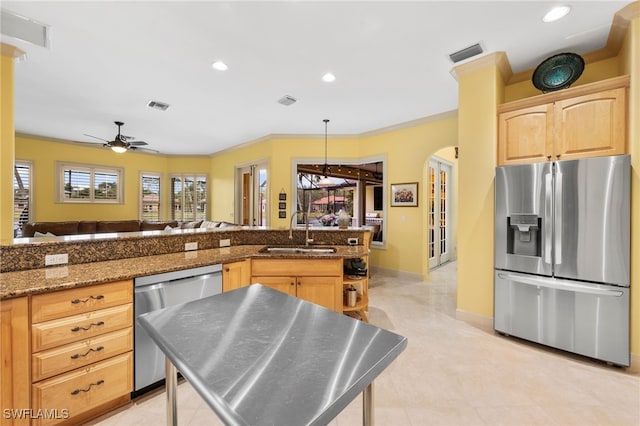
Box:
318, 119, 333, 187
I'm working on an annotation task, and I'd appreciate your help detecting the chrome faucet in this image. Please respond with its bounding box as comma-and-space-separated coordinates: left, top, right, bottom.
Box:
288, 211, 313, 246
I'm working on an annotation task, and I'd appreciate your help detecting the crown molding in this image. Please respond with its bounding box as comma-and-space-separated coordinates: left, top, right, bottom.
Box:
1, 42, 25, 59
450, 52, 512, 83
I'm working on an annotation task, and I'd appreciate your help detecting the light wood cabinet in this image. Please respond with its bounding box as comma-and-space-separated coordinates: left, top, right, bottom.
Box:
30, 281, 133, 425
251, 258, 342, 312
497, 76, 628, 166
1, 297, 30, 426
222, 259, 251, 292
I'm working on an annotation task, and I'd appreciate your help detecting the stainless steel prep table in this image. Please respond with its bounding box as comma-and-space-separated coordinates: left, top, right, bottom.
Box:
137, 284, 407, 426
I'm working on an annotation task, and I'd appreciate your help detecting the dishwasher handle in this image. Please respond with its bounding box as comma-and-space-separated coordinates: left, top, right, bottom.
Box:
134, 273, 220, 291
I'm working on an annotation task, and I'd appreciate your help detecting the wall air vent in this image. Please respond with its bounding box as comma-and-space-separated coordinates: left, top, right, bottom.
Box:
449, 43, 484, 63
0, 9, 49, 48
147, 100, 170, 111
277, 95, 297, 106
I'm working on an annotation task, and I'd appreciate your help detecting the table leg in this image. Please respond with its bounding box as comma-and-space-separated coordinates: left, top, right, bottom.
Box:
166, 357, 178, 426
363, 382, 374, 426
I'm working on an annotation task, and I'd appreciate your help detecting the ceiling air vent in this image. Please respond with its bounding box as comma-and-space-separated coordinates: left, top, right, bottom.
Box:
449, 43, 483, 63
277, 95, 297, 106
147, 100, 170, 111
0, 9, 49, 48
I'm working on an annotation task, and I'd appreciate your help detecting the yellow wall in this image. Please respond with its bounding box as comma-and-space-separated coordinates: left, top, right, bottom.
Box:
14, 136, 212, 222
455, 57, 502, 319
1, 53, 15, 241
209, 116, 458, 276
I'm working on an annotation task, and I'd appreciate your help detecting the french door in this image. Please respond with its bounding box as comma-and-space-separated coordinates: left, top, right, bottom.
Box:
237, 162, 268, 226
428, 158, 452, 269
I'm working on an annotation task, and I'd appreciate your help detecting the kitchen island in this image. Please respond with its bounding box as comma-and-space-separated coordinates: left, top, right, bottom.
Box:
139, 284, 407, 426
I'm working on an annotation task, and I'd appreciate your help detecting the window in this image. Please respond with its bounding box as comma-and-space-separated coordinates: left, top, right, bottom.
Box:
57, 162, 123, 203
170, 174, 207, 222
295, 158, 385, 245
141, 172, 161, 221
13, 161, 32, 237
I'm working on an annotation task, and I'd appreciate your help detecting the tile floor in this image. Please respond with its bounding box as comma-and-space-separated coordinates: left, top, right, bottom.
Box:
89, 261, 640, 425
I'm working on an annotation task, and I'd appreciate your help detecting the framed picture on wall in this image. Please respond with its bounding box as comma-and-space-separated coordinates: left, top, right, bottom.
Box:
390, 182, 418, 207
278, 202, 286, 210
278, 211, 286, 218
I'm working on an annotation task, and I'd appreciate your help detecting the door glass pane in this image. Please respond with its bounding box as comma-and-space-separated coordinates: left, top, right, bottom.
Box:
429, 166, 436, 259
142, 175, 161, 221
195, 177, 207, 221
257, 168, 267, 226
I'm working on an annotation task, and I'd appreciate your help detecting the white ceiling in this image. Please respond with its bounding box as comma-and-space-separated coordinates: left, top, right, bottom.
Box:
1, 1, 632, 155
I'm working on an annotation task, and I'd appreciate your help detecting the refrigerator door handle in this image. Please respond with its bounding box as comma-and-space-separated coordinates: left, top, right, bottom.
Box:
544, 173, 553, 265
497, 273, 623, 297
554, 171, 563, 265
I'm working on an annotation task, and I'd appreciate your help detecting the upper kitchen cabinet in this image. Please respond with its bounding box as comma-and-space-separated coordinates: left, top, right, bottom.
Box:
497, 75, 629, 166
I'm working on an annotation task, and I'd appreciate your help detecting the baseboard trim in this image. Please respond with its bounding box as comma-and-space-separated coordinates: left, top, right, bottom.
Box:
455, 308, 494, 333
455, 309, 640, 376
370, 266, 423, 282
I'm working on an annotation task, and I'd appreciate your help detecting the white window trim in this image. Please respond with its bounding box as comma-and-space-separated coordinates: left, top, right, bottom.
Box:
56, 161, 124, 204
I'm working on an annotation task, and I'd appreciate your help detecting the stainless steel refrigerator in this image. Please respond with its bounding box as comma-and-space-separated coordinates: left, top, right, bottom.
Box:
494, 155, 630, 366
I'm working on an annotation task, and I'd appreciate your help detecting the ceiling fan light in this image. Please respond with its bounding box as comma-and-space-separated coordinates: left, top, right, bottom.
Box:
111, 145, 127, 153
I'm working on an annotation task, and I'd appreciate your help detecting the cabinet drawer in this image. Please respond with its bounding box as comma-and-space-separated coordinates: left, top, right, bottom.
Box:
251, 259, 341, 276
32, 280, 132, 323
32, 328, 133, 382
31, 352, 133, 426
32, 304, 133, 352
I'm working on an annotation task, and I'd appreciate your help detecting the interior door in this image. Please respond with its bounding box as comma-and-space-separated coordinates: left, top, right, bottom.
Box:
428, 159, 452, 269
237, 162, 269, 227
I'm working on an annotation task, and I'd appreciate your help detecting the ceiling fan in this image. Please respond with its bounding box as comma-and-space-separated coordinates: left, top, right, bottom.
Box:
83, 121, 158, 153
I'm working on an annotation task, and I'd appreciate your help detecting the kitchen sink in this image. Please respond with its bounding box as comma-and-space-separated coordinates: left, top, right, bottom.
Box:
259, 245, 337, 254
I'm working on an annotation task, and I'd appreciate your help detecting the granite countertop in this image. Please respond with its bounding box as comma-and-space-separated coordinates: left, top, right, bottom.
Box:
0, 244, 368, 300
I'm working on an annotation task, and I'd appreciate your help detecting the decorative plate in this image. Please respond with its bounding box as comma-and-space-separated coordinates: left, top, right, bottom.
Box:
532, 53, 585, 93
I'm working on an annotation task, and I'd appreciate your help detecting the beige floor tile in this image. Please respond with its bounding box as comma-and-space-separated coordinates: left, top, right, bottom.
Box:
90, 261, 640, 426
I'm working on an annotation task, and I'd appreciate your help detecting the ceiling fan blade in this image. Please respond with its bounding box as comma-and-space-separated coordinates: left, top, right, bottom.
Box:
83, 133, 109, 142
130, 146, 159, 154
128, 141, 148, 146
120, 134, 135, 141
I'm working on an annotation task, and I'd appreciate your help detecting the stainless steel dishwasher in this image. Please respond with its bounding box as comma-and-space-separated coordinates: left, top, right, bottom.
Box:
134, 264, 222, 393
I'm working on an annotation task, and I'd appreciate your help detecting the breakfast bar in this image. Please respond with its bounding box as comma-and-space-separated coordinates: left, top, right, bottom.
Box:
137, 284, 407, 426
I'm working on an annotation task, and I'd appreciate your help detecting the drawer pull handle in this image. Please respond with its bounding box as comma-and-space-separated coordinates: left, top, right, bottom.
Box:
71, 295, 104, 304
71, 321, 105, 332
70, 346, 104, 359
70, 379, 104, 395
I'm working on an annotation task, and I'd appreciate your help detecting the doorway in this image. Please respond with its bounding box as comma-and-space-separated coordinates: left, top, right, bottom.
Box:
428, 157, 453, 269
236, 162, 268, 226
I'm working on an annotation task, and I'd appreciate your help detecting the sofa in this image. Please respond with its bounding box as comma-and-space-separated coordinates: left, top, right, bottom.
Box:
21, 219, 240, 237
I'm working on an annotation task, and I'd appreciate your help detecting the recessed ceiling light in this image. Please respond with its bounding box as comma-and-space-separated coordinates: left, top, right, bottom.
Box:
322, 72, 336, 83
212, 61, 228, 71
543, 6, 571, 23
